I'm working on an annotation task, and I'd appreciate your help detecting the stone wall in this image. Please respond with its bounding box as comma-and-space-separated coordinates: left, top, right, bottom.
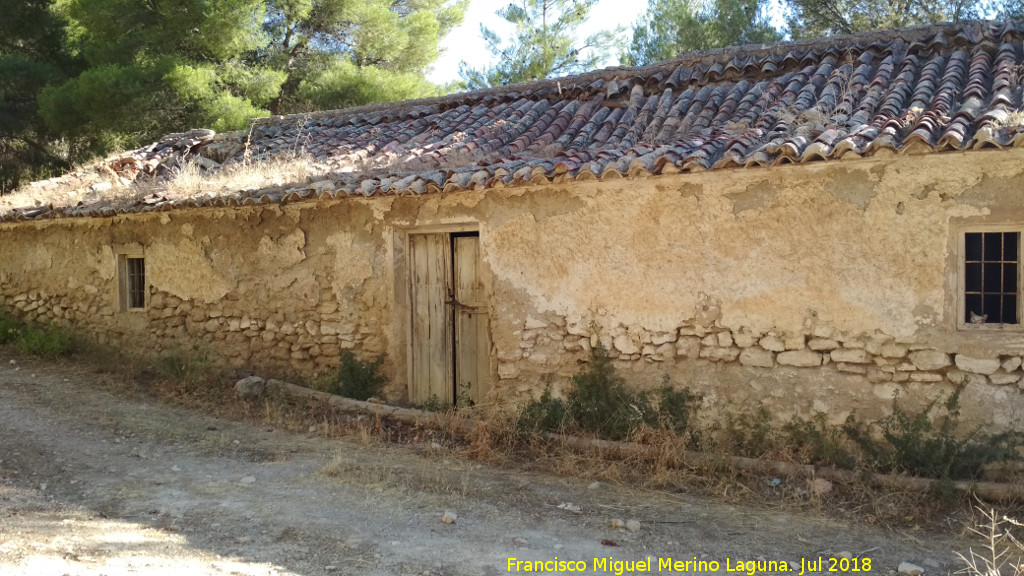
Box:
507, 313, 1024, 387
0, 203, 392, 383
3, 150, 1024, 430
3, 284, 384, 375
499, 311, 1024, 430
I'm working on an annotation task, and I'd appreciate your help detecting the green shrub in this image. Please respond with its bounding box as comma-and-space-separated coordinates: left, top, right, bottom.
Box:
16, 323, 72, 358
324, 351, 387, 401
718, 404, 777, 459
656, 378, 702, 434
517, 344, 701, 441
0, 311, 23, 344
783, 412, 858, 469
512, 346, 1022, 483
845, 389, 1024, 480
564, 343, 655, 440
456, 381, 475, 408
517, 383, 568, 433
419, 393, 447, 413
0, 310, 72, 358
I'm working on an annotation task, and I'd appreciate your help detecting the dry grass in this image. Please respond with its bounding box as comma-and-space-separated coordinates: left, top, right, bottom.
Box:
956, 505, 1024, 576
448, 405, 998, 531
161, 154, 317, 198
997, 111, 1024, 131
0, 152, 318, 218
1, 172, 115, 216
318, 448, 473, 500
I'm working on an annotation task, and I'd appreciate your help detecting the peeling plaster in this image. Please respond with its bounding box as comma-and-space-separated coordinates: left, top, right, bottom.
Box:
326, 230, 374, 290
148, 238, 231, 303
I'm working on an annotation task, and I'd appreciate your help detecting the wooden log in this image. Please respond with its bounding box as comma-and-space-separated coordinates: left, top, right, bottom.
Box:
266, 379, 475, 434
267, 380, 1024, 502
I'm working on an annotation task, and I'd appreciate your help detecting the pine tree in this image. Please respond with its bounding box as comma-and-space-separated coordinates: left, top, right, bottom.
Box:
459, 0, 622, 90
263, 0, 468, 113
0, 0, 81, 191
37, 0, 467, 162
623, 0, 781, 67
784, 0, 986, 38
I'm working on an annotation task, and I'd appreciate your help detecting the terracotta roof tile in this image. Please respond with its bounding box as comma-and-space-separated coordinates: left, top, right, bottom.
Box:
11, 20, 1024, 222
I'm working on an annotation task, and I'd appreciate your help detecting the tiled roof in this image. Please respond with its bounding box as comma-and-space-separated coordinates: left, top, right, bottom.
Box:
7, 20, 1024, 222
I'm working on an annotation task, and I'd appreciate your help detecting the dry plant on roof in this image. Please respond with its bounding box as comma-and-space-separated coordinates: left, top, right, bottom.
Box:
0, 150, 317, 216
776, 67, 856, 139
160, 153, 316, 198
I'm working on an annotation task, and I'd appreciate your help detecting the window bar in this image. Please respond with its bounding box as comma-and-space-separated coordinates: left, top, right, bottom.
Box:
127, 257, 145, 309
964, 232, 1019, 324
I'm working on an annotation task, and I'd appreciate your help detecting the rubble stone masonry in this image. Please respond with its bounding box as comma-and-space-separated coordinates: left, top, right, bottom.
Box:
3, 152, 1024, 431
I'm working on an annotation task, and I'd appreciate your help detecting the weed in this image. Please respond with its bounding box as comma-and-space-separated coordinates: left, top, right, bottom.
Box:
517, 383, 568, 433
955, 505, 1024, 576
419, 393, 447, 413
783, 412, 858, 469
165, 153, 315, 197
71, 336, 137, 375
16, 323, 72, 359
321, 351, 387, 401
845, 389, 1024, 481
1, 150, 316, 220
564, 343, 652, 440
656, 377, 702, 435
718, 404, 777, 459
998, 110, 1024, 131
154, 345, 211, 389
0, 311, 23, 344
456, 381, 475, 409
465, 408, 519, 463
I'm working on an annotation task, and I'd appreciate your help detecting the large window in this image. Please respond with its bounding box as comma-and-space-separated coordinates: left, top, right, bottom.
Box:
963, 231, 1020, 326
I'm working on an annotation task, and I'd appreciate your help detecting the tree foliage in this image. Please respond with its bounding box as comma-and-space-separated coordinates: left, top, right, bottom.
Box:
784, 0, 988, 38
624, 0, 781, 66
37, 0, 281, 159
31, 0, 465, 168
261, 0, 467, 113
0, 0, 81, 191
459, 0, 622, 90
1002, 0, 1024, 18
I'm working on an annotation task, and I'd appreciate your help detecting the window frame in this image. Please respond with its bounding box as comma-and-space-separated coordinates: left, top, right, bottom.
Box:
957, 226, 1023, 331
115, 249, 148, 312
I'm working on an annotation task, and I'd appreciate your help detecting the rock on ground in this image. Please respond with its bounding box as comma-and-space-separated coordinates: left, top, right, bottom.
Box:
234, 375, 266, 399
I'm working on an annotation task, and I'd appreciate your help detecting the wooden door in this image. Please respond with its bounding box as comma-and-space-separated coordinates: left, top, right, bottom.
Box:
453, 234, 490, 406
409, 232, 490, 407
410, 234, 453, 405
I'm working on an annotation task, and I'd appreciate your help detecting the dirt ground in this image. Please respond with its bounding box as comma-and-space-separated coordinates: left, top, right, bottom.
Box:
0, 351, 974, 576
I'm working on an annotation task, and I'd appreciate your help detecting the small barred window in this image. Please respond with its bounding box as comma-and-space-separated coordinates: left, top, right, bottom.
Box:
118, 255, 146, 311
964, 231, 1019, 325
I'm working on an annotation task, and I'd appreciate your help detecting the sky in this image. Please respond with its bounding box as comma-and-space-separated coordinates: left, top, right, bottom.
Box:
427, 0, 650, 85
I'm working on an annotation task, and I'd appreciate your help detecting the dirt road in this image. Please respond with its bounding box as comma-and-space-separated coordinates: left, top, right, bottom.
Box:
0, 352, 966, 575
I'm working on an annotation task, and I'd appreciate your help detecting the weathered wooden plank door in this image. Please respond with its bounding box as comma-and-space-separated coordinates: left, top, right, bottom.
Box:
453, 233, 490, 406
410, 234, 453, 405
409, 232, 490, 407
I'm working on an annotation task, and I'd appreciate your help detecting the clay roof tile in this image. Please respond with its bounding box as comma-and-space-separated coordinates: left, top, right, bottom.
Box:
13, 20, 1024, 222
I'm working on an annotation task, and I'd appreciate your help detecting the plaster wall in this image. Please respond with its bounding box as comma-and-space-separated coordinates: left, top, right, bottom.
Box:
0, 202, 393, 381
2, 149, 1024, 430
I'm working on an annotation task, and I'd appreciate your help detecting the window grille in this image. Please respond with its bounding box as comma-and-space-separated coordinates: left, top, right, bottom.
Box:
117, 254, 146, 311
964, 231, 1019, 325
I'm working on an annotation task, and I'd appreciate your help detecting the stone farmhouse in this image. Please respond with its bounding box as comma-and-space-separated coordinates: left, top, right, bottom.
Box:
3, 21, 1024, 430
